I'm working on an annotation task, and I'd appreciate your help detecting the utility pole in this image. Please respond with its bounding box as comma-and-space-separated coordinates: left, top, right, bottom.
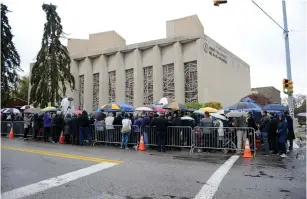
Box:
251, 0, 295, 119
282, 0, 294, 119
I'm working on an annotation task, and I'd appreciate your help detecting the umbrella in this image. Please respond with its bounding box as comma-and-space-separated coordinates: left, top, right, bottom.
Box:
42, 106, 57, 112
100, 102, 135, 112
210, 113, 227, 120
73, 110, 83, 115
182, 108, 196, 112
226, 111, 248, 118
135, 107, 154, 112
297, 112, 306, 117
20, 105, 34, 110
193, 110, 204, 115
223, 102, 261, 111
24, 108, 41, 114
2, 108, 20, 114
163, 102, 185, 110
241, 97, 256, 103
198, 107, 218, 113
181, 116, 194, 120
93, 111, 105, 120
155, 107, 168, 113
158, 97, 174, 105
263, 104, 287, 112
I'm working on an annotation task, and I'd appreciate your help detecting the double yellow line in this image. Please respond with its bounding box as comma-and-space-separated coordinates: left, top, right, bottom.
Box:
1, 145, 123, 164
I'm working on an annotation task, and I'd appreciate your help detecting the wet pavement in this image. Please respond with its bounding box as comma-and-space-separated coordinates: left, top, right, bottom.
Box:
1, 138, 306, 199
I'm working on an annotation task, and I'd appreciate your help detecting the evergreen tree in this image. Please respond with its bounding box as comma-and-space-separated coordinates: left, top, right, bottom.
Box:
1, 3, 22, 105
30, 3, 75, 107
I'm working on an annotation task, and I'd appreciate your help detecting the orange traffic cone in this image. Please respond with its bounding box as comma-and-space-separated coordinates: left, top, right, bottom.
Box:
242, 138, 253, 158
8, 127, 14, 139
138, 135, 146, 151
59, 132, 65, 144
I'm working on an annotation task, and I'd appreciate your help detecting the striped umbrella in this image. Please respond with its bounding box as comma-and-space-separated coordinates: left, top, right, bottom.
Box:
100, 103, 135, 112
135, 107, 154, 112
163, 102, 185, 111
24, 108, 41, 114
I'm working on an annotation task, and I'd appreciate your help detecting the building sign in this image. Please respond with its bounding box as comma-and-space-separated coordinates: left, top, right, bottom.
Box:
204, 42, 228, 64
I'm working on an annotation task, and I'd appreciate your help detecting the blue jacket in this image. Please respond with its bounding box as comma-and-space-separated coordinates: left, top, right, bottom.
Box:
277, 114, 288, 143
43, 113, 52, 128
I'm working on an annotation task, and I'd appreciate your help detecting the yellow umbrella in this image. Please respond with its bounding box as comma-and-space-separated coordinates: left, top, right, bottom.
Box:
198, 107, 218, 113
42, 106, 57, 112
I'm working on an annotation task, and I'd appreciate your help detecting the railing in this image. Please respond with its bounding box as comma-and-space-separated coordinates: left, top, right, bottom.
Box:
1, 121, 257, 156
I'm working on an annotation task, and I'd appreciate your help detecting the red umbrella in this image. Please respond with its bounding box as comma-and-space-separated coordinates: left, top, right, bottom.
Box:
73, 110, 82, 115
155, 107, 167, 113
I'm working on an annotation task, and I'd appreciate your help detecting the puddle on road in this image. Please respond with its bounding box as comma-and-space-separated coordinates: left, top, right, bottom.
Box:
296, 153, 305, 160
244, 170, 274, 178
280, 189, 291, 193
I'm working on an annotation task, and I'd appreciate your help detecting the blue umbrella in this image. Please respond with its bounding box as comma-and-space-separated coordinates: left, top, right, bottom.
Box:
241, 97, 256, 103
223, 102, 262, 111
263, 104, 287, 112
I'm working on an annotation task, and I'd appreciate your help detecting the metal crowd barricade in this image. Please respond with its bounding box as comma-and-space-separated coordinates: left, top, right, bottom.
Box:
92, 125, 140, 146
1, 121, 12, 136
166, 126, 193, 148
140, 126, 157, 146
192, 127, 257, 156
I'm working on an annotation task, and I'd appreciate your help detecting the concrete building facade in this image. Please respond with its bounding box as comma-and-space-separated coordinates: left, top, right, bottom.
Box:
30, 15, 251, 111
252, 86, 281, 104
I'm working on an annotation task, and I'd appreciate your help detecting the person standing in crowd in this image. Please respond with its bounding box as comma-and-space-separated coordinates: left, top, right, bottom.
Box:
78, 110, 91, 145
63, 114, 72, 144
53, 111, 64, 143
23, 113, 32, 140
285, 111, 295, 152
268, 113, 278, 154
259, 110, 271, 156
247, 112, 257, 150
94, 113, 106, 143
141, 113, 150, 148
121, 114, 132, 149
70, 114, 79, 145
43, 112, 52, 142
32, 113, 40, 140
200, 112, 214, 152
151, 113, 170, 152
105, 113, 115, 143
277, 114, 288, 158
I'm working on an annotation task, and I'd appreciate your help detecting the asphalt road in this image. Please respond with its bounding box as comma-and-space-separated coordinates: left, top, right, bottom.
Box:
1, 138, 306, 199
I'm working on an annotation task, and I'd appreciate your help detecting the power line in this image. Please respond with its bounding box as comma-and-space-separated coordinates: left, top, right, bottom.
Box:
251, 0, 286, 32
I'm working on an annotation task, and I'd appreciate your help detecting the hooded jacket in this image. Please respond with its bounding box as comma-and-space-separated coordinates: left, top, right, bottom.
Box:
277, 114, 288, 143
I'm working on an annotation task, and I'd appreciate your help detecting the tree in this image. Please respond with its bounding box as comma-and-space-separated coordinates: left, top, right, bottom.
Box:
204, 101, 223, 109
11, 75, 29, 101
282, 94, 306, 114
1, 3, 22, 106
185, 102, 204, 110
243, 93, 271, 106
30, 3, 75, 107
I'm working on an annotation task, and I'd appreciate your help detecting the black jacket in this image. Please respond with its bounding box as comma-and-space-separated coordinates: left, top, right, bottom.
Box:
247, 117, 258, 131
151, 116, 170, 131
268, 117, 278, 137
259, 115, 270, 132
286, 115, 295, 140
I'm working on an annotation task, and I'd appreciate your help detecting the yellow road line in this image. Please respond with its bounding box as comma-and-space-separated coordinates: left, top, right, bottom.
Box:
1, 146, 123, 164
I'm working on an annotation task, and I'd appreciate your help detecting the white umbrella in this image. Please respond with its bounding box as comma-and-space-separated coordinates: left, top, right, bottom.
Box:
158, 97, 174, 105
135, 107, 153, 112
297, 112, 306, 117
226, 111, 248, 118
210, 113, 227, 120
20, 105, 34, 110
2, 108, 20, 114
181, 116, 194, 120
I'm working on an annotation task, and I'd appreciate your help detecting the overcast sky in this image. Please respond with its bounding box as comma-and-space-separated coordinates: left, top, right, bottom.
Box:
3, 0, 307, 97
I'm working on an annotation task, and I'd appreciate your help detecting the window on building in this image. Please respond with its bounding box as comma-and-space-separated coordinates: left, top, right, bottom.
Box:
108, 71, 116, 103
79, 75, 84, 109
184, 61, 198, 103
93, 73, 99, 110
143, 66, 153, 105
125, 69, 134, 105
163, 63, 175, 100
